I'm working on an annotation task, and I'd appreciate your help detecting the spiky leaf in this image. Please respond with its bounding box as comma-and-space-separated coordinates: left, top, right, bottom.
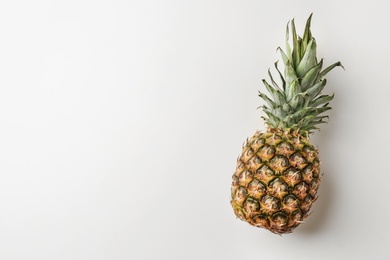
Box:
259, 14, 342, 134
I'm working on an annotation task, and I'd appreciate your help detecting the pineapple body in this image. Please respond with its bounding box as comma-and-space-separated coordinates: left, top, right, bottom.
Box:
231, 128, 320, 234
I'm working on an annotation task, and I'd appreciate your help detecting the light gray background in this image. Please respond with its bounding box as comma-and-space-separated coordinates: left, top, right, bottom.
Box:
0, 0, 389, 259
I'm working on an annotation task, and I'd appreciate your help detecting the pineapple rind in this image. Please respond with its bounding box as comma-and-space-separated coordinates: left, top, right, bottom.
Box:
231, 129, 320, 234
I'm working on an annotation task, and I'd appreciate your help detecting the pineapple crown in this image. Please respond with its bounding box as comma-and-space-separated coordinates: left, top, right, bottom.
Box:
259, 14, 343, 135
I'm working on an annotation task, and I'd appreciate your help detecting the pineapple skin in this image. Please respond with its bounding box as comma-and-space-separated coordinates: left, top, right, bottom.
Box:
231, 128, 320, 234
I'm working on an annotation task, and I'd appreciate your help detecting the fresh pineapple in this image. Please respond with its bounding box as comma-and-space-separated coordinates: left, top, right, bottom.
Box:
231, 14, 342, 234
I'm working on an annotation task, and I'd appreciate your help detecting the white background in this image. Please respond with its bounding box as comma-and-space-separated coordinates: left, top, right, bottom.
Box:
0, 0, 389, 259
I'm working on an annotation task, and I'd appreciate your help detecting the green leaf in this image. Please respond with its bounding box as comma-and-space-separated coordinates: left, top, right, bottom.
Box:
309, 94, 334, 107
268, 69, 283, 92
301, 13, 313, 52
301, 59, 323, 91
302, 120, 328, 131
305, 105, 332, 117
259, 92, 276, 109
289, 93, 305, 110
297, 115, 316, 127
306, 79, 327, 100
263, 110, 279, 127
319, 61, 344, 79
298, 115, 328, 128
285, 22, 292, 60
285, 61, 298, 88
286, 79, 302, 102
277, 47, 289, 66
275, 106, 287, 118
274, 61, 286, 91
291, 19, 301, 69
262, 79, 287, 104
296, 39, 317, 78
284, 107, 314, 125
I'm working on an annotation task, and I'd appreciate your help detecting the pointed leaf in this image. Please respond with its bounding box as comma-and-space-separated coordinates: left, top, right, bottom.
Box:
301, 59, 323, 91
285, 22, 292, 60
319, 61, 344, 79
289, 93, 305, 110
309, 94, 334, 107
274, 61, 286, 91
285, 61, 298, 88
268, 69, 283, 92
305, 105, 332, 117
306, 79, 327, 100
275, 106, 287, 118
259, 92, 276, 109
296, 39, 317, 78
263, 110, 279, 127
285, 107, 314, 125
291, 19, 301, 69
298, 114, 328, 129
262, 79, 286, 104
302, 120, 328, 131
286, 79, 302, 102
314, 115, 329, 121
302, 13, 313, 52
277, 47, 289, 66
297, 115, 316, 129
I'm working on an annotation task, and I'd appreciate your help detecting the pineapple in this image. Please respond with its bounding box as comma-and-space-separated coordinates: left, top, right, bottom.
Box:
230, 14, 342, 234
